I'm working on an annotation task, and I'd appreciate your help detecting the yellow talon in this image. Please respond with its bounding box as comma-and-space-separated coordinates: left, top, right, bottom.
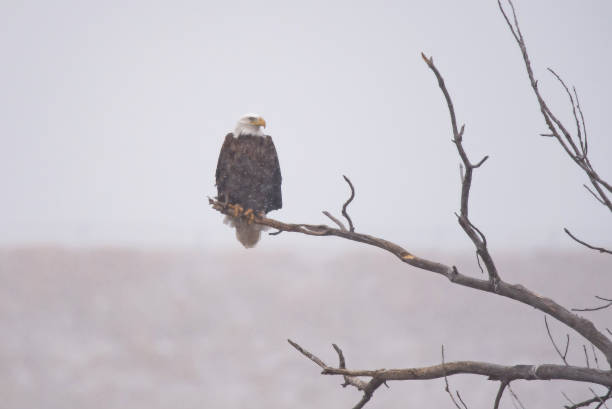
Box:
243, 208, 255, 224
232, 204, 243, 217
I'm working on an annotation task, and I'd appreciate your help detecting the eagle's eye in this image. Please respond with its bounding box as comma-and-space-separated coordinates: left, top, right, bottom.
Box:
247, 116, 256, 121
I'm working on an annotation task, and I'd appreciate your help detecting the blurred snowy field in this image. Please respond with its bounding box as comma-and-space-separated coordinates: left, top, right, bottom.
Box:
0, 246, 610, 408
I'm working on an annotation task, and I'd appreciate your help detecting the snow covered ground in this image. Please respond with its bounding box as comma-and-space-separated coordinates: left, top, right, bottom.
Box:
0, 246, 610, 408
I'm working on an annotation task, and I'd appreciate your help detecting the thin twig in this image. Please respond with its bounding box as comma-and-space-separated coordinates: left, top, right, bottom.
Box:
442, 345, 463, 409
589, 387, 611, 409
564, 228, 612, 255
598, 297, 612, 302
547, 68, 583, 158
351, 379, 385, 409
421, 52, 499, 285
584, 185, 606, 205
564, 388, 612, 409
494, 381, 509, 409
593, 344, 601, 369
574, 87, 589, 156
332, 343, 369, 391
584, 345, 591, 368
322, 211, 347, 231
544, 315, 570, 365
456, 390, 469, 409
475, 250, 484, 275
287, 339, 327, 369
573, 296, 612, 312
562, 391, 577, 407
498, 0, 612, 213
508, 383, 526, 409
596, 390, 612, 409
342, 175, 356, 232
473, 155, 490, 168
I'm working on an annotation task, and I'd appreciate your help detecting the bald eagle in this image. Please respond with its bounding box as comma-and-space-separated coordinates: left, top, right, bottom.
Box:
215, 114, 282, 248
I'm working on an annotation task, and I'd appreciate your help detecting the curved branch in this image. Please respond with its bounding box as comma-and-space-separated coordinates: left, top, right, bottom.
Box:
210, 197, 612, 365
288, 339, 612, 390
288, 339, 384, 409
493, 381, 509, 409
564, 228, 612, 255
507, 384, 526, 409
442, 345, 466, 409
498, 0, 612, 213
322, 211, 347, 231
322, 362, 612, 387
341, 175, 356, 232
563, 388, 612, 409
421, 53, 500, 286
573, 296, 612, 313
545, 315, 570, 365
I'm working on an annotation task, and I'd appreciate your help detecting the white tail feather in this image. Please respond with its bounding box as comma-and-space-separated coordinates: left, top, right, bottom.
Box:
224, 216, 268, 248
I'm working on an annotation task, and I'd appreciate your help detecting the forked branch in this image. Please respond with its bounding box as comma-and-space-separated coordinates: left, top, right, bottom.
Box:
421, 52, 499, 286
209, 194, 612, 366
564, 229, 612, 255
287, 340, 612, 386
498, 0, 612, 255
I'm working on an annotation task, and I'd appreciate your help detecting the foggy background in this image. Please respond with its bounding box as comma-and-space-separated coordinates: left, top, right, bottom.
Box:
1, 0, 611, 249
1, 0, 611, 408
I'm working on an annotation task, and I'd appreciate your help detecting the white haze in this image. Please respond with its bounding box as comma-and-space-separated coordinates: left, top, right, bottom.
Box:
0, 0, 611, 251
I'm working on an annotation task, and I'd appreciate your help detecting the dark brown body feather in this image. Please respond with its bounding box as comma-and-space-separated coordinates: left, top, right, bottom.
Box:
215, 133, 282, 214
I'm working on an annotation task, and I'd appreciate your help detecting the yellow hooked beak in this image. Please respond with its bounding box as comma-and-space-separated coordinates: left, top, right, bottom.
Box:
252, 117, 266, 128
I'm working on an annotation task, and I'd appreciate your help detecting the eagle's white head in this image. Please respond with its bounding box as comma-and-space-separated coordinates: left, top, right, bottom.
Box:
234, 113, 266, 137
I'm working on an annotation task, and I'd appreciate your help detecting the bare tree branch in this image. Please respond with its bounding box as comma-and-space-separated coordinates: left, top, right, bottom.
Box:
209, 4, 611, 408
420, 52, 500, 288
585, 185, 607, 206
332, 343, 369, 391
564, 228, 612, 255
287, 338, 612, 409
585, 345, 591, 368
287, 339, 327, 369
574, 87, 589, 157
212, 196, 612, 366
498, 0, 612, 214
545, 315, 570, 365
594, 344, 602, 369
573, 296, 612, 313
456, 390, 469, 409
494, 380, 509, 409
212, 39, 612, 369
287, 340, 384, 409
341, 175, 356, 232
564, 388, 612, 409
475, 250, 484, 275
563, 391, 577, 408
442, 345, 465, 409
507, 383, 526, 409
547, 68, 585, 159
319, 358, 612, 386
589, 387, 611, 409
322, 211, 347, 231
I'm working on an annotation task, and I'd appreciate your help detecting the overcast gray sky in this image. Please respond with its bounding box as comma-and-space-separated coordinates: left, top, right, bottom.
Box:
1, 0, 610, 251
